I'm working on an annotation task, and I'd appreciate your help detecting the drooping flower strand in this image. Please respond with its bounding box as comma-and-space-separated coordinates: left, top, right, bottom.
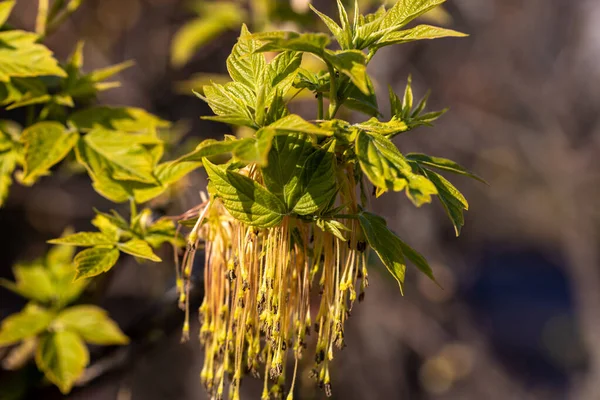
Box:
178, 166, 369, 399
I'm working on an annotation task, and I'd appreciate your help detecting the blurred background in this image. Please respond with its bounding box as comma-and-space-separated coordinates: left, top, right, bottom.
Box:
1, 0, 598, 399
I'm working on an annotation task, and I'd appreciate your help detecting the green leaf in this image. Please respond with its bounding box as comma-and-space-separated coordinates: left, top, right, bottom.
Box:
407, 153, 486, 183
48, 232, 116, 247
380, 0, 446, 32
355, 130, 437, 206
267, 114, 332, 136
76, 129, 158, 187
47, 238, 77, 267
422, 168, 469, 236
0, 30, 66, 82
144, 218, 179, 248
233, 129, 275, 166
374, 24, 467, 49
178, 138, 244, 163
19, 122, 78, 185
0, 144, 19, 207
69, 107, 169, 134
263, 50, 303, 103
201, 82, 255, 127
44, 228, 89, 307
316, 218, 350, 241
0, 0, 15, 27
255, 32, 330, 56
0, 78, 46, 107
356, 118, 408, 137
171, 3, 244, 67
117, 239, 161, 262
0, 305, 54, 346
1, 262, 55, 303
48, 263, 88, 308
339, 78, 380, 117
323, 50, 369, 95
227, 24, 265, 91
292, 141, 338, 215
132, 159, 201, 203
91, 214, 120, 241
309, 4, 346, 49
55, 305, 129, 345
358, 212, 407, 292
262, 133, 314, 209
204, 158, 285, 228
335, 0, 353, 48
73, 247, 119, 280
87, 60, 135, 83
402, 75, 414, 119
35, 331, 89, 394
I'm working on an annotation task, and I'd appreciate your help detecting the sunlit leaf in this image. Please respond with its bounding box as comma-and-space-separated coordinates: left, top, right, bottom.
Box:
35, 331, 89, 394
19, 122, 78, 185
48, 232, 116, 247
267, 114, 332, 136
227, 24, 265, 91
0, 140, 18, 207
117, 239, 161, 262
0, 305, 54, 346
0, 262, 55, 303
262, 133, 314, 209
374, 24, 467, 49
355, 130, 437, 206
358, 211, 407, 292
69, 107, 169, 134
0, 0, 15, 27
292, 140, 338, 215
204, 159, 285, 228
76, 129, 158, 187
0, 30, 66, 82
73, 247, 119, 280
407, 153, 487, 183
255, 32, 330, 56
233, 129, 275, 166
55, 306, 129, 345
323, 50, 369, 95
422, 168, 469, 236
201, 82, 255, 127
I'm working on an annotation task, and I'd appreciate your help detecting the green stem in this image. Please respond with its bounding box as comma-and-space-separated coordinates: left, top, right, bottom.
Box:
326, 63, 337, 120
36, 0, 49, 36
317, 93, 324, 120
129, 198, 138, 222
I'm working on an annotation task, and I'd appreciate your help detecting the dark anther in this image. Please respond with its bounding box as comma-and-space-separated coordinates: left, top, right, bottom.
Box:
315, 349, 325, 364
357, 241, 367, 253
358, 292, 365, 302
226, 269, 237, 281
314, 323, 320, 333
